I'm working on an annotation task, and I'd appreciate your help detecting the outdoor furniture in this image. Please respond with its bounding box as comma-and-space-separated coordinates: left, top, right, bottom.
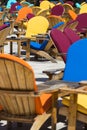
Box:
0, 53, 84, 130
5, 37, 30, 60
50, 4, 65, 16
47, 15, 64, 29
22, 15, 57, 62
59, 38, 87, 130
43, 28, 80, 79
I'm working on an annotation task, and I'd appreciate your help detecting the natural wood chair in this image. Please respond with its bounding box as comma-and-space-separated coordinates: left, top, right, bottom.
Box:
0, 54, 86, 130
47, 15, 64, 29
32, 6, 41, 15
0, 54, 53, 130
43, 28, 80, 79
59, 38, 87, 130
0, 54, 52, 130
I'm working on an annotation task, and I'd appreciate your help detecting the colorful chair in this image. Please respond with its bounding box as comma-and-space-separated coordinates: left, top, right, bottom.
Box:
16, 6, 33, 23
50, 4, 65, 16
25, 16, 49, 38
43, 28, 81, 79
64, 27, 80, 43
6, 0, 17, 8
60, 38, 87, 130
47, 15, 64, 29
9, 2, 21, 13
40, 0, 55, 10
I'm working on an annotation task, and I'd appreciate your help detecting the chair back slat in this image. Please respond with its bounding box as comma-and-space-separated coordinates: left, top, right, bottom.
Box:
0, 56, 36, 115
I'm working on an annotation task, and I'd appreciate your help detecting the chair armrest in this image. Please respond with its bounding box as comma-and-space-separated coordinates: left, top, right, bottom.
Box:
37, 80, 80, 95
43, 68, 64, 80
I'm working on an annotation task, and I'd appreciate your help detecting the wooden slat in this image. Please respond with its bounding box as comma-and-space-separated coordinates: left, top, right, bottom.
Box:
22, 96, 30, 115
14, 62, 26, 90
0, 95, 8, 111
0, 59, 11, 89
24, 67, 35, 90
22, 96, 35, 115
10, 96, 19, 114
4, 59, 18, 89
4, 94, 16, 114
28, 97, 35, 115
16, 96, 25, 115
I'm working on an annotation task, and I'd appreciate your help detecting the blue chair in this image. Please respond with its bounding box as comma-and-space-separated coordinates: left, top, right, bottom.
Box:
59, 38, 87, 129
22, 35, 57, 63
63, 38, 87, 81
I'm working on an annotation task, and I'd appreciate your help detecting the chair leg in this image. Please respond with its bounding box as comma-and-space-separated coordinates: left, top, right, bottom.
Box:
84, 123, 87, 130
17, 122, 23, 127
7, 121, 12, 130
30, 113, 51, 130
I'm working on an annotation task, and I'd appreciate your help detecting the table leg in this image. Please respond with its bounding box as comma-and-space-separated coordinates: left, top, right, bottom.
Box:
17, 41, 21, 57
10, 41, 13, 54
26, 39, 30, 60
52, 91, 58, 130
68, 94, 77, 130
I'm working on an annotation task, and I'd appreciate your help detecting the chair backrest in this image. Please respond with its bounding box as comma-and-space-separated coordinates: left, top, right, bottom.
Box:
0, 54, 36, 115
0, 54, 52, 116
6, 0, 17, 8
37, 9, 50, 17
63, 3, 74, 13
50, 28, 71, 62
25, 16, 49, 38
64, 27, 80, 44
75, 13, 87, 33
68, 9, 77, 20
40, 0, 55, 10
79, 3, 87, 14
9, 2, 21, 13
63, 38, 87, 82
32, 6, 41, 15
47, 15, 64, 29
26, 13, 35, 20
65, 1, 74, 6
16, 6, 33, 23
51, 5, 65, 16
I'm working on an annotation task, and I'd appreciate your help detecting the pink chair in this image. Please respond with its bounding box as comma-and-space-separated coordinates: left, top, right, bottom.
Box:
50, 5, 65, 16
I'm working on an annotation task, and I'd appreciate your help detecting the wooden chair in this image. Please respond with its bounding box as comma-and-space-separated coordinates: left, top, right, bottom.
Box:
36, 9, 50, 17
0, 54, 54, 130
43, 28, 80, 79
32, 6, 41, 15
0, 54, 84, 130
22, 15, 57, 62
50, 4, 65, 16
47, 15, 64, 29
59, 38, 87, 130
40, 0, 55, 10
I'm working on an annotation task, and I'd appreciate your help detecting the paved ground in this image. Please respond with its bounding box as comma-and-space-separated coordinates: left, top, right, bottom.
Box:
0, 43, 86, 130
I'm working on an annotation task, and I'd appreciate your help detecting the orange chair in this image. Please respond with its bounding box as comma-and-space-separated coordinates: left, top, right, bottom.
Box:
16, 6, 33, 23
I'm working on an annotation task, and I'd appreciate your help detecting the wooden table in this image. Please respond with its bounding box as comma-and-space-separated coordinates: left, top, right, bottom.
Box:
6, 37, 30, 60
38, 80, 87, 130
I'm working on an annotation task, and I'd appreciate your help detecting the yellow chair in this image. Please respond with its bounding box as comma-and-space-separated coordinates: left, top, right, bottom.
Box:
25, 16, 49, 38
79, 3, 87, 14
40, 0, 55, 10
